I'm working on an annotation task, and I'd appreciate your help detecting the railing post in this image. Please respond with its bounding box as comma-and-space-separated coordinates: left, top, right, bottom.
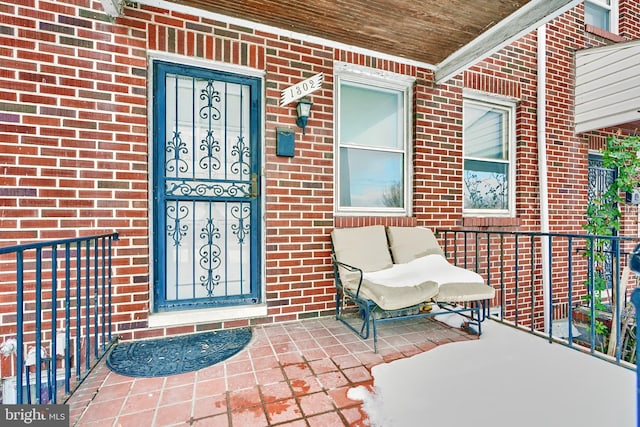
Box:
515, 234, 519, 326
630, 288, 640, 427
93, 238, 99, 360
51, 245, 58, 404
589, 236, 597, 355
16, 250, 24, 404
108, 236, 114, 344
64, 242, 71, 396
75, 240, 81, 381
530, 235, 535, 331
34, 247, 42, 404
85, 239, 90, 372
614, 236, 622, 362
567, 237, 574, 345
547, 235, 553, 341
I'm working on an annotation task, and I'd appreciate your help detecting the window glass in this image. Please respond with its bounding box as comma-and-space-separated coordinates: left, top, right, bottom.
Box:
585, 1, 610, 31
585, 0, 616, 33
464, 159, 509, 210
464, 104, 508, 160
463, 98, 514, 215
336, 71, 411, 214
340, 83, 402, 149
339, 148, 403, 208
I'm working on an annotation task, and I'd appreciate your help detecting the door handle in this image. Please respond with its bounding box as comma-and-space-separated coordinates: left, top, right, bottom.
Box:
250, 173, 258, 198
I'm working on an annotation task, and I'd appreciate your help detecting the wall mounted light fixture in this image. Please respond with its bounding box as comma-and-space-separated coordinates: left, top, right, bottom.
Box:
295, 98, 312, 135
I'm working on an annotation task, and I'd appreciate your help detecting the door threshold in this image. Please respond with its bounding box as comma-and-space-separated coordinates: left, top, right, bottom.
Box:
148, 304, 267, 328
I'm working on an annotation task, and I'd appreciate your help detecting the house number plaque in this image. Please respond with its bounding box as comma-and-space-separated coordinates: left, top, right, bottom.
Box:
280, 73, 323, 106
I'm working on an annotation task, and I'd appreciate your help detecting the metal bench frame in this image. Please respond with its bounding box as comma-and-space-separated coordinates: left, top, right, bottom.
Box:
332, 256, 488, 353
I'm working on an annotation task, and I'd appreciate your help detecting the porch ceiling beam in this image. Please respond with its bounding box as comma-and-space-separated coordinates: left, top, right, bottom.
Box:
100, 0, 123, 17
434, 0, 581, 84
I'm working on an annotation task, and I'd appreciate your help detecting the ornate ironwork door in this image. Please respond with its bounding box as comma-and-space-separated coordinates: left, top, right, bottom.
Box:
588, 153, 616, 289
152, 61, 261, 311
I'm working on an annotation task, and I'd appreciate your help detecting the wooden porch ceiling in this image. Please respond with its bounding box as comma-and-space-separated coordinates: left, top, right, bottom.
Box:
155, 0, 579, 81
96, 0, 581, 82
168, 0, 531, 66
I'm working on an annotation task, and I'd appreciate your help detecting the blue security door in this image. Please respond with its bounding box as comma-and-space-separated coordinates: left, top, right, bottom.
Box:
153, 61, 261, 311
587, 153, 616, 290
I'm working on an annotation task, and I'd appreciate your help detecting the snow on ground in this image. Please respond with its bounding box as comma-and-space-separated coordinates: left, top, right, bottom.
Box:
350, 319, 636, 427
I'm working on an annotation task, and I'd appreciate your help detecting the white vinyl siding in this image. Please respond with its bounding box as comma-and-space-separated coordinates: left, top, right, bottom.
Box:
575, 39, 640, 133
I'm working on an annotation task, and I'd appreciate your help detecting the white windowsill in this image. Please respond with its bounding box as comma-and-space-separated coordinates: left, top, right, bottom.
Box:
147, 304, 268, 328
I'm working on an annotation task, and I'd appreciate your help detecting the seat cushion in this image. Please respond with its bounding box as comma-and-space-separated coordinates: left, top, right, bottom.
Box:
360, 263, 439, 310
436, 282, 496, 303
358, 279, 439, 311
404, 254, 495, 303
386, 226, 445, 263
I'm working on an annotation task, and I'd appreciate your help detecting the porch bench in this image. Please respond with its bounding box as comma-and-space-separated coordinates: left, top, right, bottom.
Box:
331, 225, 495, 352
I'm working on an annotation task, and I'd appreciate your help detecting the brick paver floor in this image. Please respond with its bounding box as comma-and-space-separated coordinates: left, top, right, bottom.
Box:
68, 315, 475, 426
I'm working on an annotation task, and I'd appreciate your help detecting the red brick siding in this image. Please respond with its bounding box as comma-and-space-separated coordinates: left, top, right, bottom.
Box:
413, 72, 464, 228
262, 28, 335, 324
0, 0, 151, 357
544, 9, 588, 235
620, 0, 640, 39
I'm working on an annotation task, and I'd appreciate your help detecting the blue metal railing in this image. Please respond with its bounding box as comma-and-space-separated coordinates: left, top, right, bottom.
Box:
0, 232, 118, 404
437, 229, 637, 365
631, 288, 640, 427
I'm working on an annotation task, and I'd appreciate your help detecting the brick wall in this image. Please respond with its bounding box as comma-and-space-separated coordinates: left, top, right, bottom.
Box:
413, 71, 464, 228
0, 0, 639, 357
0, 0, 149, 348
544, 7, 588, 234
619, 0, 640, 39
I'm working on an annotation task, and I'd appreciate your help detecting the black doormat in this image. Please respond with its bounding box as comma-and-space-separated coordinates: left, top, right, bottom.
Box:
106, 328, 252, 377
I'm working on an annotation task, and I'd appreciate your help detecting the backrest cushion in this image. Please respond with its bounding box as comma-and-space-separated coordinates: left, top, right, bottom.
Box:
386, 226, 444, 263
331, 225, 393, 272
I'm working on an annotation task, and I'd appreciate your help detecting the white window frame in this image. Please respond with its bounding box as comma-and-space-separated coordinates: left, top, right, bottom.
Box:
585, 0, 619, 34
462, 91, 516, 217
334, 62, 414, 216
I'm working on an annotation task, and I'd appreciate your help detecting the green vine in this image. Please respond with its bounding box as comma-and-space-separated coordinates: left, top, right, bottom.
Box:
582, 134, 640, 350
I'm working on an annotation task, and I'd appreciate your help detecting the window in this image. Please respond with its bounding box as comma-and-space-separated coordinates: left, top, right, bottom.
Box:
463, 94, 515, 216
335, 63, 414, 215
585, 0, 618, 33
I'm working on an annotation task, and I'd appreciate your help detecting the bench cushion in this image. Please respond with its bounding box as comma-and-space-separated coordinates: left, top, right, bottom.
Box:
386, 226, 444, 263
331, 225, 393, 272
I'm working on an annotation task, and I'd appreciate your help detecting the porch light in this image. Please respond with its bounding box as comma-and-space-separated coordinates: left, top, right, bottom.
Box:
295, 98, 312, 135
